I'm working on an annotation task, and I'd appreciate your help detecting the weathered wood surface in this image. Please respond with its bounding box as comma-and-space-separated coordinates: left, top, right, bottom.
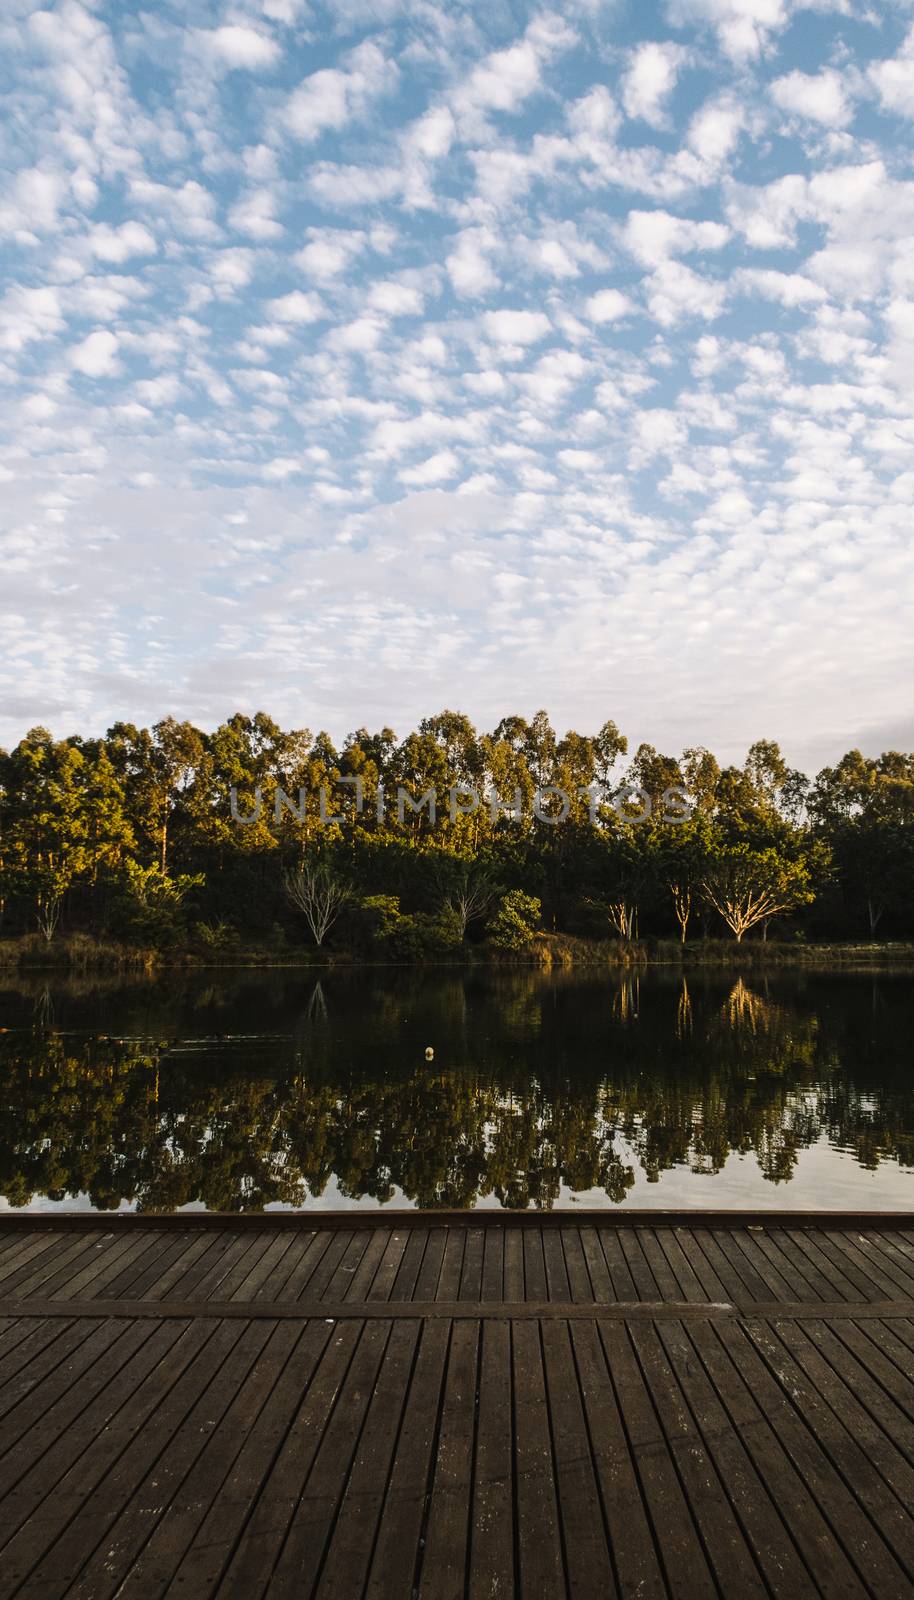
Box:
0, 1215, 913, 1598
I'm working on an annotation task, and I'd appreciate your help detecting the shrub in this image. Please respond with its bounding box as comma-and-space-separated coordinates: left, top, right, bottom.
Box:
488, 890, 542, 950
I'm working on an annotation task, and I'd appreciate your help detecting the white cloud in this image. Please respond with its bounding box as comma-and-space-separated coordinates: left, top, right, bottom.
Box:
736, 268, 827, 306
0, 286, 63, 352
646, 261, 727, 325
771, 68, 852, 129
196, 26, 279, 70
447, 229, 500, 298
284, 41, 398, 141
687, 97, 744, 165
622, 42, 687, 126
399, 449, 460, 485
451, 14, 574, 132
665, 0, 792, 63
0, 168, 65, 239
585, 289, 634, 323
869, 28, 914, 119
623, 211, 730, 267
228, 189, 283, 240
368, 281, 424, 315
266, 291, 327, 323
295, 230, 367, 281
70, 329, 120, 377
88, 222, 157, 262
482, 309, 551, 345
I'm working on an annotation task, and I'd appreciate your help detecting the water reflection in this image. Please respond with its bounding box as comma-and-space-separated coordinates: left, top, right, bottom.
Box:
0, 967, 912, 1211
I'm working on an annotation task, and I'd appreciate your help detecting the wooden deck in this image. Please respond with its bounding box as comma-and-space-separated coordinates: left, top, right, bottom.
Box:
1, 1213, 914, 1598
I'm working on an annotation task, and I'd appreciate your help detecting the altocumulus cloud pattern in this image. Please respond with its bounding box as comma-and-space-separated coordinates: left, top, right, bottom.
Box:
2, 0, 914, 764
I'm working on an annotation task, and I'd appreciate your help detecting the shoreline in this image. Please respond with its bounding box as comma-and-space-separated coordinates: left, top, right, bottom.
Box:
4, 933, 914, 975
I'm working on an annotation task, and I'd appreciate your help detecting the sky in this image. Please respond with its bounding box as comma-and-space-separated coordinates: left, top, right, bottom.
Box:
2, 0, 914, 773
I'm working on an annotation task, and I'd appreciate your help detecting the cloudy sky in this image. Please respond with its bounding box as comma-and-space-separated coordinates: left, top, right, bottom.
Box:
2, 0, 914, 769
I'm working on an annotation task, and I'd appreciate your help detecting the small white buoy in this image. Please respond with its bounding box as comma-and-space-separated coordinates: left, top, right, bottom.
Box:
425, 1046, 434, 1061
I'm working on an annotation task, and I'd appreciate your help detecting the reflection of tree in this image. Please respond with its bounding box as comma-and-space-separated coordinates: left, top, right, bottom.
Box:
0, 969, 912, 1210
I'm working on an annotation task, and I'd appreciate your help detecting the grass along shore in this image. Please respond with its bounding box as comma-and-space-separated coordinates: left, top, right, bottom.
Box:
3, 931, 914, 974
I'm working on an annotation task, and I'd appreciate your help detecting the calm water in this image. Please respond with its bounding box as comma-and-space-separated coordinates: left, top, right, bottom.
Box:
1, 966, 913, 1213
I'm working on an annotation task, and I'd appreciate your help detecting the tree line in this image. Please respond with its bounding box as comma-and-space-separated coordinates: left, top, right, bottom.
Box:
1, 710, 913, 954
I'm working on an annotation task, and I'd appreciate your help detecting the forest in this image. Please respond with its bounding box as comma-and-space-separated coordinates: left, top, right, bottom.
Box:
1, 709, 913, 961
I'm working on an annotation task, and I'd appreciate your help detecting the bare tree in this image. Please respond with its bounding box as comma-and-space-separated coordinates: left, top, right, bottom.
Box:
700, 847, 811, 943
35, 888, 63, 943
283, 862, 350, 946
606, 900, 637, 941
668, 880, 692, 944
436, 862, 500, 937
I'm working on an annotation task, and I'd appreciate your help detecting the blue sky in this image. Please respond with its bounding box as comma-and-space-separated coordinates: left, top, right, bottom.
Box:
2, 0, 914, 769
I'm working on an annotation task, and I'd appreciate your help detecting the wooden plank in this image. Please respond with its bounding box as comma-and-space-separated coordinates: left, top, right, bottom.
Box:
0, 1236, 67, 1292
411, 1227, 447, 1301
633, 1228, 683, 1304
296, 1230, 357, 1300
480, 1226, 504, 1302
820, 1232, 912, 1301
365, 1319, 450, 1600
596, 1228, 638, 1301
742, 1228, 838, 1305
102, 1231, 202, 1301
0, 1320, 80, 1403
743, 1319, 914, 1581
828, 1319, 914, 1424
144, 1230, 239, 1302
687, 1319, 868, 1598
335, 1226, 388, 1301
33, 1319, 261, 1599
457, 1226, 485, 1301
106, 1320, 304, 1598
512, 1320, 566, 1598
210, 1320, 364, 1594
651, 1228, 708, 1302
569, 1319, 666, 1598
386, 1227, 429, 1302
774, 1317, 914, 1543
313, 1320, 422, 1600
0, 1320, 135, 1475
366, 1230, 410, 1301
766, 1228, 858, 1303
162, 1320, 337, 1595
598, 1320, 715, 1595
265, 1319, 396, 1596
435, 1228, 466, 1301
468, 1319, 513, 1600
522, 1227, 548, 1302
720, 1318, 906, 1595
542, 1229, 571, 1303
618, 1229, 661, 1300
503, 1226, 524, 1300
167, 1229, 261, 1303
559, 1228, 591, 1303
5, 1234, 115, 1301
0, 1320, 202, 1585
657, 1318, 814, 1598
319, 1228, 377, 1301
719, 1228, 803, 1303
629, 1319, 768, 1598
859, 1231, 914, 1294
691, 1228, 762, 1303
541, 1319, 615, 1597
417, 1318, 479, 1600
578, 1226, 614, 1302
672, 1228, 730, 1302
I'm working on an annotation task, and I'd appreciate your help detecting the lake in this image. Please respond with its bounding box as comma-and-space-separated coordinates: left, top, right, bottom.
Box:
1, 965, 912, 1213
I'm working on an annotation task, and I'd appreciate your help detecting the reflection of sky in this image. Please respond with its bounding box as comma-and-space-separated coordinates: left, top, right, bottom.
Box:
4, 1135, 913, 1213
